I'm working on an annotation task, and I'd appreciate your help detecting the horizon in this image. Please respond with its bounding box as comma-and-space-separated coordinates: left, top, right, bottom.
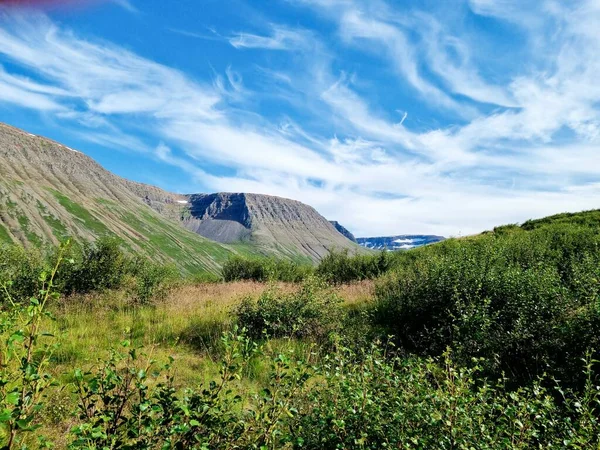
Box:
0, 0, 599, 237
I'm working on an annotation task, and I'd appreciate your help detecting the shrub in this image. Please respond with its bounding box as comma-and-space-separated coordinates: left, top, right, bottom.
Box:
128, 258, 178, 304
0, 245, 46, 304
58, 237, 129, 295
375, 224, 600, 388
0, 246, 66, 449
236, 277, 343, 341
221, 256, 312, 282
316, 250, 392, 284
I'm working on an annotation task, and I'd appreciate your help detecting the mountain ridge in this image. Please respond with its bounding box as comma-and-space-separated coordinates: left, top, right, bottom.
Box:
0, 122, 360, 270
357, 235, 445, 251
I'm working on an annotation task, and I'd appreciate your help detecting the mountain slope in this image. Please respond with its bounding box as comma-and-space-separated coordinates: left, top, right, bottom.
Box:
179, 193, 364, 261
0, 123, 240, 274
329, 221, 357, 243
0, 122, 360, 268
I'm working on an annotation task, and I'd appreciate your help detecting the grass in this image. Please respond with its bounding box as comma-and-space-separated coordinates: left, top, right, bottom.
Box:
46, 280, 372, 383
48, 189, 112, 236
0, 222, 12, 244
32, 280, 370, 446
17, 214, 42, 247
37, 201, 69, 241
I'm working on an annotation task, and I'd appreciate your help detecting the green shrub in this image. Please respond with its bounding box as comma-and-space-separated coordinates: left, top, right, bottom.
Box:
221, 255, 312, 282
316, 250, 392, 284
128, 258, 178, 304
375, 224, 600, 387
58, 237, 128, 295
236, 277, 343, 341
0, 245, 46, 304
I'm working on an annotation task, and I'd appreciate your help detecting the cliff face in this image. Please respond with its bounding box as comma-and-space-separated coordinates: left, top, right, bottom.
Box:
329, 221, 357, 243
182, 193, 363, 261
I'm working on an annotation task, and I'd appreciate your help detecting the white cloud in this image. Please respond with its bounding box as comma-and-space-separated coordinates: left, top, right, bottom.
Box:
229, 26, 311, 50
110, 0, 138, 13
1, 4, 600, 238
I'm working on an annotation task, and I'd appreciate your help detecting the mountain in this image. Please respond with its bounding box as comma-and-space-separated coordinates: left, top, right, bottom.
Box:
178, 193, 363, 261
329, 221, 357, 243
0, 122, 360, 270
357, 235, 445, 251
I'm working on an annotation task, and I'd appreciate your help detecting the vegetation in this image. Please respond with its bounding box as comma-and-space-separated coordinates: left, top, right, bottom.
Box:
375, 223, 600, 388
0, 238, 177, 306
236, 277, 343, 341
222, 255, 312, 282
1, 210, 600, 447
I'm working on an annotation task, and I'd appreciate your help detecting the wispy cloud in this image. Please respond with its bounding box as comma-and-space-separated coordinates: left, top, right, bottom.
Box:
229, 26, 311, 50
110, 0, 138, 13
1, 2, 600, 237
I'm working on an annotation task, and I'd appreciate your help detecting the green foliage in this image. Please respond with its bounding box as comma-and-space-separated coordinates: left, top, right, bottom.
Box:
295, 347, 600, 449
221, 255, 313, 282
0, 246, 66, 449
522, 209, 600, 230
0, 246, 46, 304
375, 223, 600, 387
127, 257, 179, 304
0, 238, 179, 306
1, 262, 600, 449
0, 223, 12, 244
316, 250, 392, 284
236, 277, 343, 341
59, 237, 129, 295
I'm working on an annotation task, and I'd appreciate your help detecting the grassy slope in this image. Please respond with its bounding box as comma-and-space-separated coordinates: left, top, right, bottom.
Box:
0, 182, 258, 275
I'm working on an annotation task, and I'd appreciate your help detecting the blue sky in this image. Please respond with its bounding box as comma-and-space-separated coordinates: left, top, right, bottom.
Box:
1, 0, 600, 237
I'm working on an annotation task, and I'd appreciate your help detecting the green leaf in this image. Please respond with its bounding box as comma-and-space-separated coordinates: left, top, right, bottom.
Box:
5, 392, 20, 405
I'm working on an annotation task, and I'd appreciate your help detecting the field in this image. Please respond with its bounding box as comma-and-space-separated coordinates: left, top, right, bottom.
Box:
2, 212, 600, 448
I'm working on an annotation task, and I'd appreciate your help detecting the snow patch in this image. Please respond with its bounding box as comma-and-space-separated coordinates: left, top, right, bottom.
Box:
393, 238, 414, 244
62, 145, 81, 154
176, 200, 188, 204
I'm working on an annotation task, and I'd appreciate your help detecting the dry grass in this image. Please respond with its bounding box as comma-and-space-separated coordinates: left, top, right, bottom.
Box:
48, 280, 374, 382
35, 279, 375, 446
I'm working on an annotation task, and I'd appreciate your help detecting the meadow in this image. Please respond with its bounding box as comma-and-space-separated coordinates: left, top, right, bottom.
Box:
2, 212, 600, 448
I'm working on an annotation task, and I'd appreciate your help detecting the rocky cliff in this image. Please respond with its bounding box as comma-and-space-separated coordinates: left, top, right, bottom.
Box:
181, 193, 362, 261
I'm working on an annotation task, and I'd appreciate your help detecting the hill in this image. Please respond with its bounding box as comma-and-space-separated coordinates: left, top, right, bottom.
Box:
329, 221, 357, 242
180, 193, 364, 261
0, 122, 360, 269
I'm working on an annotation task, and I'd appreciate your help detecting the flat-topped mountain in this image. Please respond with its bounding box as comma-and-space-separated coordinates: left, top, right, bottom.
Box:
0, 122, 360, 270
357, 235, 445, 251
181, 193, 363, 261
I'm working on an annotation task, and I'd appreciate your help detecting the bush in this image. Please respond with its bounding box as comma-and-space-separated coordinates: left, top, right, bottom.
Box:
316, 250, 392, 284
221, 256, 312, 282
375, 224, 600, 388
236, 277, 343, 341
58, 237, 129, 295
0, 245, 46, 304
128, 258, 178, 304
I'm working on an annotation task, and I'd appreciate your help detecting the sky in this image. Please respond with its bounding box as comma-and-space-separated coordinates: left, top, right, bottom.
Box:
0, 0, 600, 237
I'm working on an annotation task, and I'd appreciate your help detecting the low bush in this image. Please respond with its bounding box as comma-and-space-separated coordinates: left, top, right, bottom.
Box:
0, 238, 181, 305
128, 257, 178, 304
221, 255, 312, 282
1, 257, 600, 449
375, 224, 600, 388
58, 237, 128, 295
236, 277, 343, 341
0, 245, 46, 304
316, 250, 393, 284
